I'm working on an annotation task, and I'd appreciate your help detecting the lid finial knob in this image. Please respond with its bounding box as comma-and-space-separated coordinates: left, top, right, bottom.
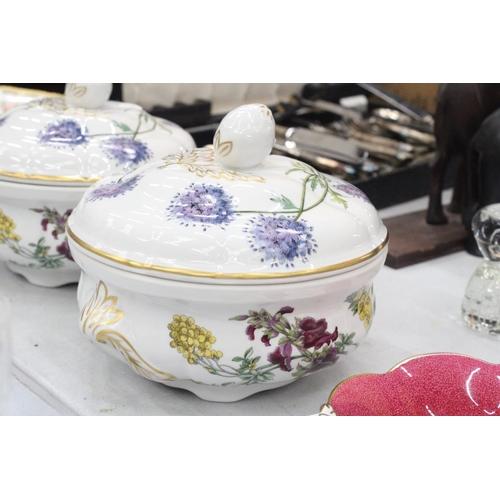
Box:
64, 83, 113, 109
214, 104, 275, 170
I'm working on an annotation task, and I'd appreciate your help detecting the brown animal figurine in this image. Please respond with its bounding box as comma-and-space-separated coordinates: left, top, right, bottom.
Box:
426, 83, 500, 225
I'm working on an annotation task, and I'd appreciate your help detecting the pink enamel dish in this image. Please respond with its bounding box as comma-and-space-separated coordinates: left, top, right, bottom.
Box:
319, 353, 500, 416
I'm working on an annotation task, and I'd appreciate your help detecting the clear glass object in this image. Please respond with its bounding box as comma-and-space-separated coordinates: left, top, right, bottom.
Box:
0, 295, 11, 415
462, 204, 500, 337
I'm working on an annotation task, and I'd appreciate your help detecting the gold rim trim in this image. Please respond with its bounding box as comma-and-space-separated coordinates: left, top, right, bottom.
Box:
67, 225, 389, 280
0, 170, 101, 184
0, 85, 63, 99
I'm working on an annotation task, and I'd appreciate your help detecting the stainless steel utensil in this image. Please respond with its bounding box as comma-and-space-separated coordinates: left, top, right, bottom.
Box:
370, 117, 436, 147
300, 98, 364, 123
372, 107, 435, 134
272, 140, 356, 179
275, 124, 368, 166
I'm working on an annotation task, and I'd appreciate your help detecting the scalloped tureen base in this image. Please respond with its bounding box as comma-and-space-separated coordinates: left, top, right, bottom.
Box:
163, 379, 294, 403
6, 261, 81, 288
72, 240, 387, 403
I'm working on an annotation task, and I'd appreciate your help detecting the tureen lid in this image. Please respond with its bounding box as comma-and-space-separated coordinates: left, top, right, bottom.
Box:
67, 103, 388, 282
0, 85, 63, 113
0, 83, 195, 186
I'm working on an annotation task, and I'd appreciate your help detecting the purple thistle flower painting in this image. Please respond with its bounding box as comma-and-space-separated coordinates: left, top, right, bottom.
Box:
167, 183, 237, 230
85, 174, 143, 202
100, 136, 151, 167
38, 119, 88, 147
244, 214, 317, 268
335, 183, 371, 204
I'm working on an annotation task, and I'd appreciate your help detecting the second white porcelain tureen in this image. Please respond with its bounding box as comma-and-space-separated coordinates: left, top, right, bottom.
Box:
0, 83, 195, 287
67, 103, 388, 402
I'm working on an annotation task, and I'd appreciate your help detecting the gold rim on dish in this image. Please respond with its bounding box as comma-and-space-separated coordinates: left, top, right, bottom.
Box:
67, 225, 389, 281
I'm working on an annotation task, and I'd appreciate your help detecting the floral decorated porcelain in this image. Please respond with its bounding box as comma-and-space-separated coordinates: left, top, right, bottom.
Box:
0, 85, 62, 113
67, 103, 388, 402
319, 353, 500, 416
0, 83, 196, 287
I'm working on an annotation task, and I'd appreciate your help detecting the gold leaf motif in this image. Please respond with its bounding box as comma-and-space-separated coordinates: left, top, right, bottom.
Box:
80, 281, 123, 335
96, 331, 175, 383
258, 104, 272, 117
66, 83, 87, 98
28, 97, 110, 118
160, 147, 265, 183
80, 281, 175, 382
163, 147, 218, 168
185, 164, 265, 182
213, 130, 233, 157
217, 142, 233, 156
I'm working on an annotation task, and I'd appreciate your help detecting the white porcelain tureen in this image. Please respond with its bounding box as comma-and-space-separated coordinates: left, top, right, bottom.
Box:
0, 83, 195, 287
66, 103, 388, 402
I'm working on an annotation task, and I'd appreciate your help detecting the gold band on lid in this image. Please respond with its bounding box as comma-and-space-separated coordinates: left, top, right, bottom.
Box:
0, 170, 101, 184
67, 225, 389, 281
0, 85, 63, 99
